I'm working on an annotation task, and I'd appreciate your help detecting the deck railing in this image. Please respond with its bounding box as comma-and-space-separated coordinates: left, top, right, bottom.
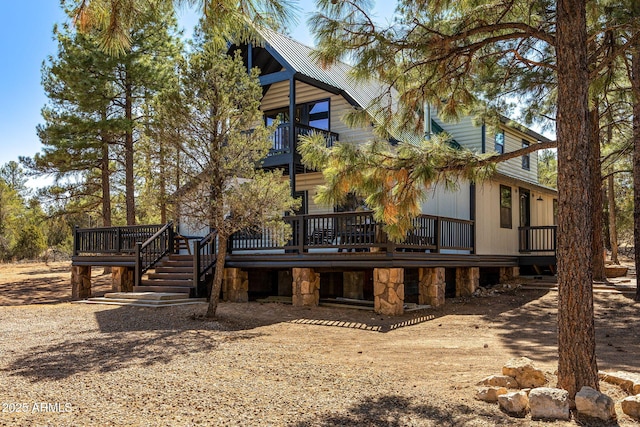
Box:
519, 225, 557, 253
134, 222, 174, 286
268, 123, 339, 156
193, 230, 218, 297
229, 211, 475, 254
73, 223, 168, 255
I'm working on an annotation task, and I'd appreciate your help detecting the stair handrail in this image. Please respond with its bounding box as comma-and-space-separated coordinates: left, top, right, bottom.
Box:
135, 221, 174, 287
193, 229, 218, 297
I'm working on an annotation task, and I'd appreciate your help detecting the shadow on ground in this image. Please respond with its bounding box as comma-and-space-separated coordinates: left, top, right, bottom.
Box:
290, 395, 516, 427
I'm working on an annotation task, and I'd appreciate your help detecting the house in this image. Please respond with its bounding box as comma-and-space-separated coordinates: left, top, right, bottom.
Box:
70, 28, 558, 315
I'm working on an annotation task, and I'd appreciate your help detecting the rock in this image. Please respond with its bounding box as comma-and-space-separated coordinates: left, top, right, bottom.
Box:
502, 357, 547, 388
498, 391, 529, 415
475, 386, 507, 403
529, 387, 570, 421
599, 371, 640, 394
575, 386, 616, 421
621, 395, 640, 420
477, 375, 518, 389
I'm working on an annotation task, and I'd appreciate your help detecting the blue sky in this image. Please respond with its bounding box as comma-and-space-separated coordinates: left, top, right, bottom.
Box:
0, 1, 392, 186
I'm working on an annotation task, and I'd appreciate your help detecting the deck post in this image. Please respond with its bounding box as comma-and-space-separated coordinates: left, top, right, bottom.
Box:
222, 268, 248, 302
499, 266, 520, 283
111, 266, 134, 292
373, 268, 404, 315
455, 267, 479, 297
71, 265, 92, 300
292, 268, 319, 307
418, 267, 445, 307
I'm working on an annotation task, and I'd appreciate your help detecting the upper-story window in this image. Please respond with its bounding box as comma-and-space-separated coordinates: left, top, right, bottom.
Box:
264, 99, 329, 131
495, 131, 505, 154
522, 139, 530, 170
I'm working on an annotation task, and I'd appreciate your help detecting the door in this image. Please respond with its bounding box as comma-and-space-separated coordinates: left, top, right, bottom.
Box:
519, 188, 531, 227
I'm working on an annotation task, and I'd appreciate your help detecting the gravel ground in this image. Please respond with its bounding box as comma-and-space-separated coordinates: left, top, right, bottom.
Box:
0, 262, 639, 426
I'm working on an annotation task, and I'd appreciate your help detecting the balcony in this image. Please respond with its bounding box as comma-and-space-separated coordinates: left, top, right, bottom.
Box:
518, 226, 557, 253
268, 123, 339, 156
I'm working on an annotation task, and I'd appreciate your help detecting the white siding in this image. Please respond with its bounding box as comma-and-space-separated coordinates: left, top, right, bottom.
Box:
432, 115, 483, 153
421, 182, 471, 220
492, 127, 540, 184
475, 178, 557, 255
261, 80, 376, 145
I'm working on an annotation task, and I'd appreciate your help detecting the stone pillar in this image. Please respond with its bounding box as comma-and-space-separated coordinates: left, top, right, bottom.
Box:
373, 268, 404, 315
292, 268, 320, 307
343, 271, 364, 300
418, 267, 445, 307
111, 266, 134, 292
223, 268, 249, 302
456, 267, 480, 297
71, 265, 92, 300
499, 266, 520, 282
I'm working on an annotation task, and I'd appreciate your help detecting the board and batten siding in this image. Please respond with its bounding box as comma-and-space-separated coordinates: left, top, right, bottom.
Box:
261, 80, 376, 145
420, 182, 471, 220
475, 179, 557, 255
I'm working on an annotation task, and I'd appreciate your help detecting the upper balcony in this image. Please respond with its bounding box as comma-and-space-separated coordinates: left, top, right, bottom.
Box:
262, 123, 339, 168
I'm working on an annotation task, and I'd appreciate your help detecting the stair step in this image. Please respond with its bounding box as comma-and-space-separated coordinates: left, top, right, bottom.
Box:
141, 279, 193, 287
157, 261, 193, 268
105, 292, 189, 301
155, 266, 193, 273
168, 254, 193, 261
147, 272, 193, 280
134, 285, 196, 293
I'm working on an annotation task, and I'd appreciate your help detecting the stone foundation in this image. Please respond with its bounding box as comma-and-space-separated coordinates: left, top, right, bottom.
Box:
292, 268, 320, 307
418, 267, 445, 307
223, 268, 249, 302
343, 271, 364, 300
374, 268, 404, 315
111, 266, 134, 292
499, 266, 520, 282
456, 267, 479, 297
71, 265, 92, 300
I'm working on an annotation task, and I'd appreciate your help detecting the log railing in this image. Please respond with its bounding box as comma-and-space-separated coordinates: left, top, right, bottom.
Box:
519, 225, 557, 253
229, 211, 475, 254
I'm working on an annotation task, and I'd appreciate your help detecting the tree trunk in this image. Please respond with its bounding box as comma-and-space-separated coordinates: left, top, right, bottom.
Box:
555, 0, 599, 397
159, 139, 167, 224
205, 233, 227, 318
608, 173, 619, 264
632, 39, 640, 302
125, 75, 136, 225
589, 106, 606, 281
100, 129, 112, 228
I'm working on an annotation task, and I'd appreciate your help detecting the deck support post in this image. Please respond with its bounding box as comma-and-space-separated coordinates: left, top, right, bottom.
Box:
499, 266, 520, 282
111, 266, 134, 292
418, 267, 445, 307
374, 268, 404, 315
292, 268, 319, 307
223, 268, 248, 302
71, 265, 92, 300
343, 271, 364, 300
456, 267, 479, 297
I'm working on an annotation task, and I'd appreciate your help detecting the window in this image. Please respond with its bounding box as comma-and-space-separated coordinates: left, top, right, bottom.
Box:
500, 185, 512, 229
522, 140, 530, 170
264, 99, 329, 131
495, 131, 505, 154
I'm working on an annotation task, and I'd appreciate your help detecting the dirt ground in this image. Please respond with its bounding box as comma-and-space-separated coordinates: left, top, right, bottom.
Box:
0, 261, 639, 426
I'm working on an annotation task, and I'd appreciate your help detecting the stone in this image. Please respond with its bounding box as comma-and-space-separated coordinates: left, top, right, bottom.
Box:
292, 268, 319, 307
477, 375, 518, 389
388, 268, 403, 284
575, 386, 616, 422
498, 391, 529, 415
71, 265, 92, 300
599, 371, 640, 394
377, 268, 389, 284
419, 267, 445, 307
475, 387, 507, 403
373, 268, 404, 315
456, 267, 479, 297
223, 268, 248, 302
499, 266, 520, 282
529, 387, 570, 421
395, 282, 405, 301
111, 266, 134, 292
621, 395, 640, 420
502, 357, 547, 388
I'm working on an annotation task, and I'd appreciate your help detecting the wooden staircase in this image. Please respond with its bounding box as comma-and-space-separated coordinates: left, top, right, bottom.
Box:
134, 254, 197, 296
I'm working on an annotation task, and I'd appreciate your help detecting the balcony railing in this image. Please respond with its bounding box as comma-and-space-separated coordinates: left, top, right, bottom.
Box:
269, 123, 339, 156
519, 225, 557, 253
229, 211, 474, 254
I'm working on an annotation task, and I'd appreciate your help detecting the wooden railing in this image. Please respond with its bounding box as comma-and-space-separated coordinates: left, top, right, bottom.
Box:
193, 230, 218, 297
229, 211, 475, 254
134, 222, 174, 286
73, 223, 168, 255
519, 225, 557, 253
268, 123, 339, 156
